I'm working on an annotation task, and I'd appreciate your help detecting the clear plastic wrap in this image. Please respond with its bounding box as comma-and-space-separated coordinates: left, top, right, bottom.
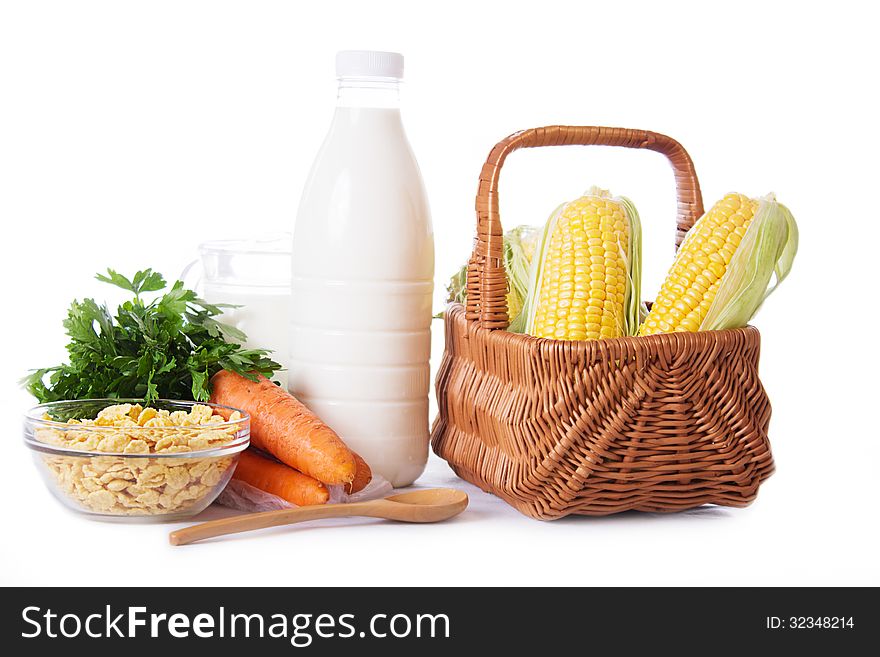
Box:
216, 474, 394, 512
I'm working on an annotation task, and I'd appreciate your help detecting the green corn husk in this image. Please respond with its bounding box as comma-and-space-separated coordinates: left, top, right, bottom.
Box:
699, 194, 798, 331
444, 264, 468, 306
504, 224, 539, 321
618, 195, 644, 336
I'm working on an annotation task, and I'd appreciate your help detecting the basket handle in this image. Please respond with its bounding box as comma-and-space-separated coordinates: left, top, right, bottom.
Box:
466, 125, 704, 329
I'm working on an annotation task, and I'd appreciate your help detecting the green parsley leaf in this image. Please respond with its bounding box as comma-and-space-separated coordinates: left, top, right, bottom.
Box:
23, 269, 281, 403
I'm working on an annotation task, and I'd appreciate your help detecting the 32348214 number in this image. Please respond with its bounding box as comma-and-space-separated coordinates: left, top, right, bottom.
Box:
766, 617, 855, 630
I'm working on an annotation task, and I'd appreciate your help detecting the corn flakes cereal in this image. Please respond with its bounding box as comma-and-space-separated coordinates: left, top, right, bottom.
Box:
123, 440, 150, 455
35, 403, 244, 516
86, 489, 117, 511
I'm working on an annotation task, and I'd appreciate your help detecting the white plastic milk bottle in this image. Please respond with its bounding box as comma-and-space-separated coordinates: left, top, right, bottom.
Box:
290, 51, 434, 487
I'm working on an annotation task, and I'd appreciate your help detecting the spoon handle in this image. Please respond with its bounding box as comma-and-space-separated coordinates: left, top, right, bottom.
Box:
169, 500, 377, 546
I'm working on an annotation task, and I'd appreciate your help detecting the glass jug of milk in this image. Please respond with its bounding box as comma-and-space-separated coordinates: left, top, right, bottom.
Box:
290, 51, 434, 487
184, 235, 292, 388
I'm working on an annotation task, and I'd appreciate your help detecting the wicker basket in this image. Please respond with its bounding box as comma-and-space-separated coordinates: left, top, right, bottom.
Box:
431, 126, 775, 519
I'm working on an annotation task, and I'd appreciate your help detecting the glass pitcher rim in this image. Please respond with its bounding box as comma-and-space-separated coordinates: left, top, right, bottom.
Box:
197, 233, 292, 256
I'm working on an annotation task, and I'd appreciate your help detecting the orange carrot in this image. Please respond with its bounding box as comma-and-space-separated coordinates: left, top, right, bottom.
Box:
233, 449, 329, 506
345, 452, 372, 495
210, 370, 356, 485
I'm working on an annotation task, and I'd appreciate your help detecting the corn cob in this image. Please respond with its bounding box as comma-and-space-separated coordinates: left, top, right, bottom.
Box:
640, 193, 757, 335
640, 192, 797, 335
699, 194, 798, 331
520, 188, 642, 340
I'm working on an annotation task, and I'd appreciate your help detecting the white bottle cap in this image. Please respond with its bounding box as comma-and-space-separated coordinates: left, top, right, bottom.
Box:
336, 50, 404, 80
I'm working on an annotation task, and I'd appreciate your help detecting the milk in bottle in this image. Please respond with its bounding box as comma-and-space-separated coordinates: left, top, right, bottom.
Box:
290, 51, 434, 487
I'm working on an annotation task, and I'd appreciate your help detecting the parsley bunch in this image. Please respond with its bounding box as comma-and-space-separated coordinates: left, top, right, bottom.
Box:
24, 269, 281, 403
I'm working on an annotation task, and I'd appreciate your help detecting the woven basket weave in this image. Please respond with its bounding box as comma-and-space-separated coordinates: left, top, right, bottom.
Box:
431, 126, 775, 519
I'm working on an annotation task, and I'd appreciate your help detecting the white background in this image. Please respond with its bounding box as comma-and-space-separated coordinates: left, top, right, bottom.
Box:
1, 0, 877, 586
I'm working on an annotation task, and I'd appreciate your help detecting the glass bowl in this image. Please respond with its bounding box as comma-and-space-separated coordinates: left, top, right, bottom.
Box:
23, 399, 249, 522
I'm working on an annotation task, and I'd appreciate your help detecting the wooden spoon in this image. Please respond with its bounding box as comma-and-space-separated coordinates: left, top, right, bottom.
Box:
169, 488, 468, 546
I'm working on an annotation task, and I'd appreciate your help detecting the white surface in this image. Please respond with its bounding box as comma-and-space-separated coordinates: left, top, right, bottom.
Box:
0, 0, 878, 587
